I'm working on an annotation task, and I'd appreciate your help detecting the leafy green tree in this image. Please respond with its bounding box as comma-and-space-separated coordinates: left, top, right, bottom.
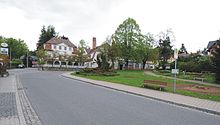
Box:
135, 33, 159, 69
212, 40, 220, 83
113, 17, 144, 69
37, 25, 58, 49
0, 37, 28, 59
157, 30, 174, 69
36, 49, 47, 65
96, 43, 111, 71
175, 53, 214, 72
76, 40, 89, 66
102, 36, 119, 69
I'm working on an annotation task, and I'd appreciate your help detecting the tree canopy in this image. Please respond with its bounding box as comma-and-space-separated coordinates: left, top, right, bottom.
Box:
0, 36, 28, 59
36, 48, 47, 65
112, 17, 144, 69
37, 25, 58, 49
157, 30, 174, 69
135, 33, 159, 69
76, 39, 89, 66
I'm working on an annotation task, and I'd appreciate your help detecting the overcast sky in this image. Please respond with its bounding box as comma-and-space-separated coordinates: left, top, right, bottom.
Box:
0, 0, 220, 52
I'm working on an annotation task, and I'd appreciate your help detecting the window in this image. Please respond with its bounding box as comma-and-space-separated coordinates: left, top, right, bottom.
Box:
64, 47, 67, 50
69, 47, 72, 51
54, 45, 57, 49
59, 46, 62, 50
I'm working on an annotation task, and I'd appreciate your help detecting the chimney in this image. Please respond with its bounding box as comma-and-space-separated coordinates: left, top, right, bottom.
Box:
92, 37, 96, 49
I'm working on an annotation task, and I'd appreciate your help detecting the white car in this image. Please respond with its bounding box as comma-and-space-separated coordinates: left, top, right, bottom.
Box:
17, 64, 25, 68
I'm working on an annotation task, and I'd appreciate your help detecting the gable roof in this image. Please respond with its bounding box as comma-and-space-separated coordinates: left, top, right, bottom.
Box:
207, 41, 216, 50
46, 37, 77, 48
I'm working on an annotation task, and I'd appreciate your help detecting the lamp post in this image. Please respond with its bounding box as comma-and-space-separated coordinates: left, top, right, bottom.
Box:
9, 47, 11, 69
172, 48, 179, 93
26, 51, 29, 68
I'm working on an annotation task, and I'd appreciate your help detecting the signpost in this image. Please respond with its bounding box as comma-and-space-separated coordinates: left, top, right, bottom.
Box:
0, 42, 10, 77
1, 42, 8, 47
172, 48, 178, 93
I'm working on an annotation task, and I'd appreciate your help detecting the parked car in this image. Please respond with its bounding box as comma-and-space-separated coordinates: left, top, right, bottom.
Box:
17, 64, 25, 68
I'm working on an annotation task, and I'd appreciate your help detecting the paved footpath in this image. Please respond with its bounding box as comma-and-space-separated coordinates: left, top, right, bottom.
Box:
0, 73, 41, 125
0, 74, 25, 125
62, 72, 220, 116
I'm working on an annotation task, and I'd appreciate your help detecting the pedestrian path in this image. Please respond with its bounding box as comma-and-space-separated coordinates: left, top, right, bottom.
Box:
63, 73, 220, 115
144, 71, 220, 87
0, 74, 21, 125
0, 70, 42, 125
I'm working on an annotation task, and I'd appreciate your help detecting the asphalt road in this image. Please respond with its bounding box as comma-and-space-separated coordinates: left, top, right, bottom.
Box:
13, 69, 220, 125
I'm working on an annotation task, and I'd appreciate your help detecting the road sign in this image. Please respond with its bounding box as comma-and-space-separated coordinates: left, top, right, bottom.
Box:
174, 48, 178, 59
171, 69, 179, 74
0, 48, 8, 55
1, 43, 8, 47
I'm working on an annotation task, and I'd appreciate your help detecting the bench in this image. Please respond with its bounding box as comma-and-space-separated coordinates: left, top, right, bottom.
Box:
143, 80, 167, 91
194, 77, 206, 82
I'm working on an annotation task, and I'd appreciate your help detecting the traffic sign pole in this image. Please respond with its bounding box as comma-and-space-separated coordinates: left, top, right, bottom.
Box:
173, 48, 178, 93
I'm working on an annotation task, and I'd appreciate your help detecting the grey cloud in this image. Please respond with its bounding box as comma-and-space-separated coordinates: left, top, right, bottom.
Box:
0, 0, 125, 36
0, 0, 121, 25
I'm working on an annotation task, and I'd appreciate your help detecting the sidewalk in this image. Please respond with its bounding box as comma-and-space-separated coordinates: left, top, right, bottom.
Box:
62, 72, 220, 115
0, 74, 25, 125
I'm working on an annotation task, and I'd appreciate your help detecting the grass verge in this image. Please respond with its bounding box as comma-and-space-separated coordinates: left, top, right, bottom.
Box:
72, 70, 220, 102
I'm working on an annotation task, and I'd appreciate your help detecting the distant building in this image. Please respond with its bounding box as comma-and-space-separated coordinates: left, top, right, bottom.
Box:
85, 37, 101, 68
207, 40, 219, 55
84, 37, 156, 70
43, 36, 77, 57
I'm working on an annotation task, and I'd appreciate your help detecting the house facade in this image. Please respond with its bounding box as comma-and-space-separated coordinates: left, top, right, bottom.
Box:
43, 36, 78, 66
44, 36, 77, 57
84, 37, 101, 68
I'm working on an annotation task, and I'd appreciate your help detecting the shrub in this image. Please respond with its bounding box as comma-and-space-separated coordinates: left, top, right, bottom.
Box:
11, 59, 22, 67
82, 68, 96, 73
75, 68, 119, 76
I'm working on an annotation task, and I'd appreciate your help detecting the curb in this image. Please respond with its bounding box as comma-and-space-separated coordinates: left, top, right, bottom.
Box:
15, 75, 27, 125
62, 73, 220, 116
16, 75, 42, 125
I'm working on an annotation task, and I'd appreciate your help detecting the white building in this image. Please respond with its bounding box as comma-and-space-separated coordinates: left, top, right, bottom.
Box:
44, 36, 77, 57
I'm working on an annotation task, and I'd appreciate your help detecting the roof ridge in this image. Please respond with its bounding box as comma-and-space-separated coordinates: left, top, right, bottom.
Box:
45, 37, 76, 48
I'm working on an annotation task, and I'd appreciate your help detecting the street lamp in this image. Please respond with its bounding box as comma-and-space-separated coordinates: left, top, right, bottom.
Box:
172, 48, 179, 93
26, 51, 29, 68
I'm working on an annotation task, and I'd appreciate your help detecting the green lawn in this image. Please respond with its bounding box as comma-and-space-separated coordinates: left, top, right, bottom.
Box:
153, 70, 216, 83
73, 70, 220, 102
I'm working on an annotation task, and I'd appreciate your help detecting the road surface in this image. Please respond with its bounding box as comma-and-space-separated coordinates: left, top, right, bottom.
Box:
12, 69, 220, 125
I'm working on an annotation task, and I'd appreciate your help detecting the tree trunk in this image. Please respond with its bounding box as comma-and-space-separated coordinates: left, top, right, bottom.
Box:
111, 59, 115, 69
125, 59, 129, 70
142, 60, 146, 70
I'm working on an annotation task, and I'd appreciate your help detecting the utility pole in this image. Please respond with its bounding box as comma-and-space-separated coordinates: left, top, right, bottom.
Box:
174, 59, 177, 92
9, 48, 11, 69
26, 51, 28, 68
